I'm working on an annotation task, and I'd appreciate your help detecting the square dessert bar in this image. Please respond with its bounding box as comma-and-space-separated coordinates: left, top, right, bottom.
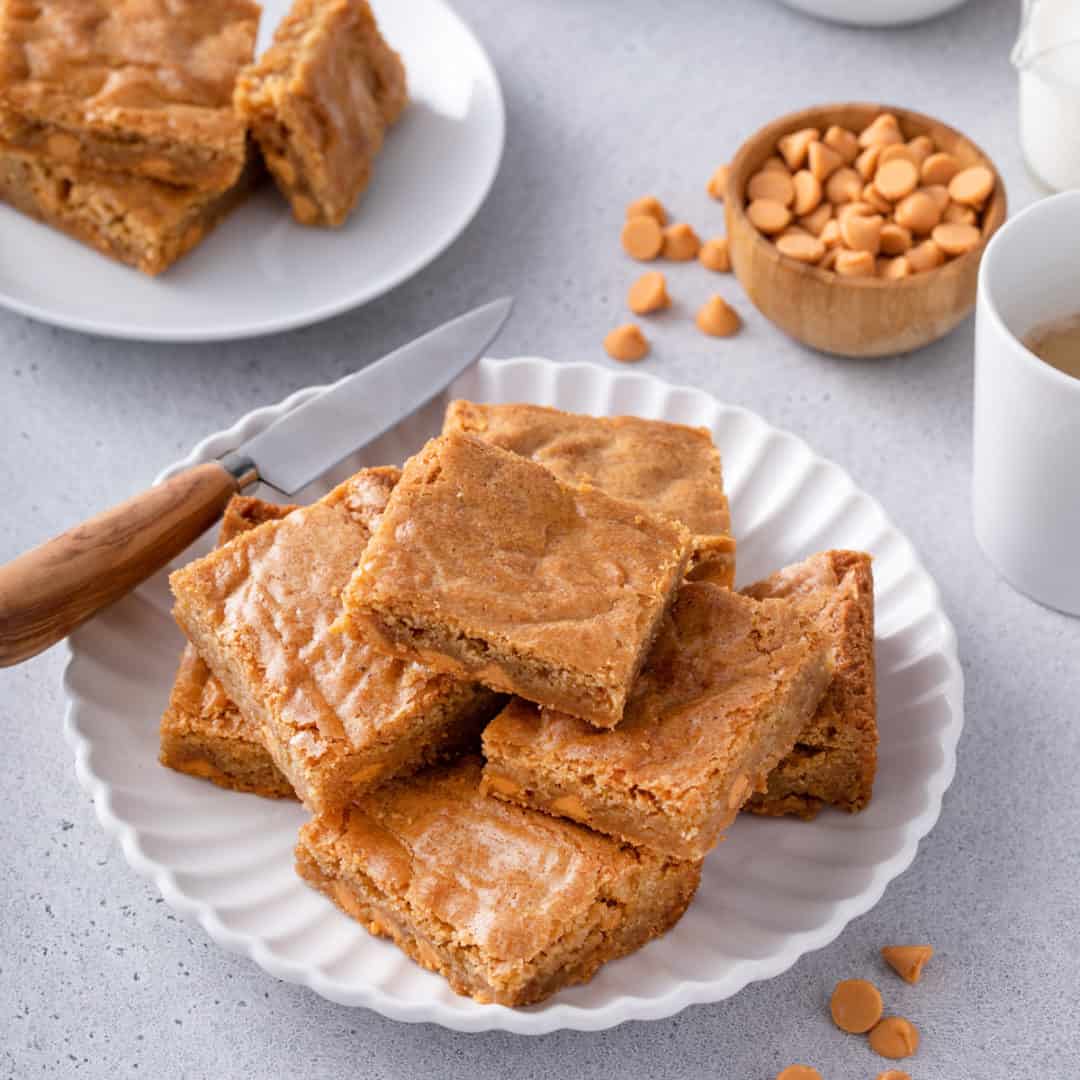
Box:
160, 496, 296, 800
170, 466, 502, 815
481, 583, 834, 860
234, 0, 407, 226
0, 0, 259, 191
443, 400, 736, 586
296, 757, 701, 1006
340, 432, 693, 729
742, 550, 877, 819
0, 144, 260, 274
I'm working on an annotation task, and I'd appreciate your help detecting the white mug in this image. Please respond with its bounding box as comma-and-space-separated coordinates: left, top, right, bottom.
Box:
973, 190, 1080, 615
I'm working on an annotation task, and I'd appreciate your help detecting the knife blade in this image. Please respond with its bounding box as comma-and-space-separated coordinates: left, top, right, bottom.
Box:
0, 297, 513, 666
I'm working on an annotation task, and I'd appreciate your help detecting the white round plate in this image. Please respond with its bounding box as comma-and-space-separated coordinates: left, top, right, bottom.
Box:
64, 357, 963, 1034
776, 0, 968, 26
0, 0, 503, 342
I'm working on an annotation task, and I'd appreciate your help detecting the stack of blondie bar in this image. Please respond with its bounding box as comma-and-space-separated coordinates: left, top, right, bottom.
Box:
0, 0, 406, 272
163, 401, 877, 1006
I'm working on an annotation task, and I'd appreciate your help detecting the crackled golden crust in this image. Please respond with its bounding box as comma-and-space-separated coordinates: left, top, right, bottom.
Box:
169, 467, 501, 815
0, 0, 259, 190
0, 143, 260, 274
296, 758, 701, 1006
443, 401, 735, 586
161, 497, 296, 798
481, 584, 833, 859
234, 0, 406, 226
340, 433, 693, 729
741, 550, 877, 819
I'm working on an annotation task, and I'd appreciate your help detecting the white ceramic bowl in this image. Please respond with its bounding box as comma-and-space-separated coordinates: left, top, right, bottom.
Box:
776, 0, 969, 27
63, 357, 964, 1033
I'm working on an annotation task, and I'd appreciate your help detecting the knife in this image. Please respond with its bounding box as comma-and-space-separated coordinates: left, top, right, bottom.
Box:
0, 297, 513, 667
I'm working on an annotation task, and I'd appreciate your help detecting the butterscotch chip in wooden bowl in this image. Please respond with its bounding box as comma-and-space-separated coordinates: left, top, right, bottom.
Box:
776, 232, 825, 264
747, 198, 792, 235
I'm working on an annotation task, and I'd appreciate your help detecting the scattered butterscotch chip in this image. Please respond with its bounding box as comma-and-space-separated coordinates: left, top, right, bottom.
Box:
875, 158, 919, 202
748, 169, 796, 207
907, 238, 945, 273
626, 195, 667, 225
921, 151, 961, 186
922, 184, 951, 214
943, 202, 976, 225
880, 222, 913, 255
869, 1016, 920, 1060
707, 164, 730, 200
881, 944, 933, 984
627, 271, 671, 314
907, 135, 935, 165
841, 212, 883, 255
894, 190, 940, 234
699, 236, 731, 272
830, 978, 884, 1034
799, 201, 833, 236
776, 232, 826, 264
808, 140, 844, 182
696, 295, 741, 337
824, 124, 859, 165
747, 198, 792, 235
622, 215, 664, 260
876, 1072, 912, 1080
948, 164, 994, 207
859, 113, 903, 148
775, 1067, 823, 1080
826, 166, 863, 205
662, 222, 701, 260
855, 144, 882, 181
835, 249, 875, 277
778, 127, 819, 171
880, 255, 911, 280
792, 170, 823, 215
931, 222, 980, 256
603, 323, 649, 362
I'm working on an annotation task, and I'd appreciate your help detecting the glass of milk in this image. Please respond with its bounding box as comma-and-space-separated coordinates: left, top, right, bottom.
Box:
1013, 0, 1080, 192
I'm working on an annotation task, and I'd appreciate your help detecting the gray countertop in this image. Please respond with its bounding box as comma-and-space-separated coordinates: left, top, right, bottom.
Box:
2, 0, 1078, 1075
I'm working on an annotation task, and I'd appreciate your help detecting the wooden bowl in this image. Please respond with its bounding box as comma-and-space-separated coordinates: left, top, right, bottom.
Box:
725, 103, 1007, 357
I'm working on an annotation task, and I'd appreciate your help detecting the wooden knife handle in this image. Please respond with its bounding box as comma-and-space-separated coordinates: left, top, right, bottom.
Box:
0, 462, 241, 667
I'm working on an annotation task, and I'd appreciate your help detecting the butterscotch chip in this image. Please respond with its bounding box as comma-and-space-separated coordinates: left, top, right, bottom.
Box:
778, 127, 819, 170
696, 295, 741, 337
830, 977, 884, 1033
880, 222, 912, 255
604, 323, 650, 362
894, 191, 940, 234
799, 202, 833, 236
622, 215, 664, 260
877, 1073, 912, 1080
859, 113, 903, 148
747, 198, 792, 235
819, 248, 838, 271
776, 1067, 823, 1080
776, 232, 826, 264
875, 158, 919, 201
820, 218, 842, 248
879, 255, 911, 280
748, 169, 795, 206
699, 236, 731, 272
948, 164, 994, 207
763, 155, 790, 173
943, 202, 976, 225
862, 183, 893, 215
626, 196, 667, 225
837, 200, 875, 226
907, 135, 935, 165
808, 140, 844, 181
662, 222, 701, 260
627, 271, 670, 314
824, 124, 860, 164
878, 143, 919, 168
791, 170, 823, 216
825, 166, 863, 205
882, 944, 933, 984
835, 249, 875, 277
921, 151, 961, 186
841, 212, 883, 255
855, 144, 882, 181
706, 164, 730, 200
869, 1017, 920, 1060
907, 239, 945, 273
922, 184, 951, 214
932, 222, 980, 256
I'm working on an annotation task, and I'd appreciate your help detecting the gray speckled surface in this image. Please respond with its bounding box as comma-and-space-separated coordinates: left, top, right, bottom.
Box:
2, 0, 1079, 1075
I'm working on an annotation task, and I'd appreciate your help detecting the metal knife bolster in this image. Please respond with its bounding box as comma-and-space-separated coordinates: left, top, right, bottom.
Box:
220, 451, 259, 490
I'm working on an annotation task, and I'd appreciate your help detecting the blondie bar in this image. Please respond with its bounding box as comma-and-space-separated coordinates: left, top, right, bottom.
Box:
742, 550, 877, 819
481, 584, 833, 859
170, 467, 501, 814
234, 0, 406, 226
0, 144, 260, 274
296, 757, 701, 1006
160, 496, 296, 799
443, 401, 735, 585
0, 0, 259, 190
339, 433, 693, 729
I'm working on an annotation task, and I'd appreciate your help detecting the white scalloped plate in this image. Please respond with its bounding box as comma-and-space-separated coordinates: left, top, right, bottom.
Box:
63, 357, 963, 1033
